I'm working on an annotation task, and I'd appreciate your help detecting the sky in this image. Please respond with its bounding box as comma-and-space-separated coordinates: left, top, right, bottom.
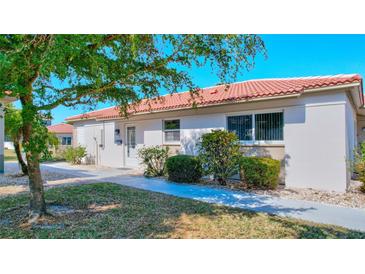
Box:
16, 34, 365, 124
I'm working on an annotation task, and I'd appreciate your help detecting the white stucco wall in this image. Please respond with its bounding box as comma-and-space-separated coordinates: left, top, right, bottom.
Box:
73, 120, 124, 167
180, 113, 226, 155
284, 103, 347, 192
72, 89, 357, 192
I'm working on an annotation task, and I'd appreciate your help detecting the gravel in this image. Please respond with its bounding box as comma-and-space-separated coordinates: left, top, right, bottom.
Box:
201, 179, 365, 209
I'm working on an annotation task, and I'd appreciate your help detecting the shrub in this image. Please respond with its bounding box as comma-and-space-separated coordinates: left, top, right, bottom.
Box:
138, 146, 169, 177
239, 156, 281, 189
63, 146, 87, 165
352, 142, 365, 193
198, 130, 241, 185
166, 154, 202, 183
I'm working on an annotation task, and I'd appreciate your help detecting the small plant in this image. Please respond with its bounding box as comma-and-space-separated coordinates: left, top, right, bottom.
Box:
166, 154, 202, 183
239, 156, 281, 189
63, 146, 87, 165
352, 142, 365, 193
138, 146, 169, 177
198, 130, 241, 185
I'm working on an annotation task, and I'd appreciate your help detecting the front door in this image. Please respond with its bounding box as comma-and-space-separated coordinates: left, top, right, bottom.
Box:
125, 126, 138, 167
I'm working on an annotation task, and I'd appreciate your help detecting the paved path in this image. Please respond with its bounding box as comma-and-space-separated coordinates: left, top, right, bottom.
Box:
5, 162, 365, 232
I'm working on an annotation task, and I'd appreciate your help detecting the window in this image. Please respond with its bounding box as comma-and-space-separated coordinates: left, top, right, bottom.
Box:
163, 119, 180, 143
62, 137, 72, 145
227, 115, 253, 141
227, 112, 283, 143
255, 112, 283, 141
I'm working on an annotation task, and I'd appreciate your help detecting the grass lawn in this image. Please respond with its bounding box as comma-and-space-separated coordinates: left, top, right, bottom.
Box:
0, 183, 364, 239
4, 149, 17, 162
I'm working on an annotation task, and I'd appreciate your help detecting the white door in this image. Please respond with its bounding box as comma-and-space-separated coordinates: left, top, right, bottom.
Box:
125, 125, 138, 167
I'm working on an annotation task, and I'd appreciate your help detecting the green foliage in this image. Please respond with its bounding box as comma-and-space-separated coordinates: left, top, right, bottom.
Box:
138, 146, 169, 177
40, 132, 60, 161
63, 146, 86, 165
198, 130, 241, 184
0, 34, 265, 211
0, 35, 265, 154
4, 104, 22, 142
166, 154, 202, 183
352, 142, 365, 192
239, 157, 281, 190
0, 35, 266, 117
4, 104, 57, 165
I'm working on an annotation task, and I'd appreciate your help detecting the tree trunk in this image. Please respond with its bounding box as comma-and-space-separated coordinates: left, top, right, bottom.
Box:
25, 151, 46, 219
13, 139, 28, 175
20, 94, 47, 220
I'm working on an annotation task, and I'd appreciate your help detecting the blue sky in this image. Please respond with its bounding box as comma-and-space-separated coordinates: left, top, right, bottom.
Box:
17, 34, 365, 124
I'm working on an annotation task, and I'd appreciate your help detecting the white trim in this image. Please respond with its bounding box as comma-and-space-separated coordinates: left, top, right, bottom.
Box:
124, 124, 138, 167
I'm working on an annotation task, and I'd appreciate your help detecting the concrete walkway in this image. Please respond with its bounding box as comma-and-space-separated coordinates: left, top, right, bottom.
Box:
5, 162, 365, 232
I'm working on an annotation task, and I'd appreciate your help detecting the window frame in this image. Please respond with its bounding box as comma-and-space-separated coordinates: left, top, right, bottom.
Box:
162, 119, 181, 144
226, 109, 284, 146
62, 136, 72, 146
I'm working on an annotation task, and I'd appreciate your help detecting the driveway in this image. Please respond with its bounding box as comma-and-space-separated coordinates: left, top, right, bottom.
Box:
3, 161, 365, 232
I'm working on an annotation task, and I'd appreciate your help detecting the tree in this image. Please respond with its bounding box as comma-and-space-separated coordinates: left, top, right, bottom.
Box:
0, 34, 266, 220
4, 104, 28, 175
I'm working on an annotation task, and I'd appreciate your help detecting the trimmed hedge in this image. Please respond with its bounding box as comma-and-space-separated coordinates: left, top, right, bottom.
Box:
239, 156, 281, 189
166, 154, 202, 183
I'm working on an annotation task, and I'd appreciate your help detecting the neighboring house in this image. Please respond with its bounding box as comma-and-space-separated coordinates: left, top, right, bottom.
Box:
0, 92, 16, 173
47, 123, 73, 147
66, 74, 365, 192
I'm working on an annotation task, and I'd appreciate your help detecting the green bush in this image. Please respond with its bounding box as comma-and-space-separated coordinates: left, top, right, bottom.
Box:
166, 154, 202, 183
198, 130, 240, 185
352, 142, 365, 193
138, 146, 169, 177
63, 146, 87, 165
239, 156, 281, 189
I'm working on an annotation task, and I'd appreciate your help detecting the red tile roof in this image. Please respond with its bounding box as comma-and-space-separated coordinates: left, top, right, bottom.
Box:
66, 74, 363, 121
47, 123, 73, 134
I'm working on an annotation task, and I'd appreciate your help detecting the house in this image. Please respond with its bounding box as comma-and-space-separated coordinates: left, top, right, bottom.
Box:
47, 123, 74, 146
0, 92, 16, 173
66, 74, 365, 192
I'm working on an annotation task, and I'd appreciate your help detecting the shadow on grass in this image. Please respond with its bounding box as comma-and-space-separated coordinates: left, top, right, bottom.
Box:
0, 183, 364, 239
